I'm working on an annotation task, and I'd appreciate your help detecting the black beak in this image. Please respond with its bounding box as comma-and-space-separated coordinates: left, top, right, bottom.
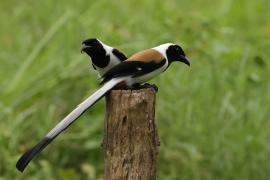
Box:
80, 43, 92, 54
180, 55, 190, 66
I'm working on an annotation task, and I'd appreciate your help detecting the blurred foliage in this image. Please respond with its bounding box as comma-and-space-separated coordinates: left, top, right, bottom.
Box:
0, 0, 270, 179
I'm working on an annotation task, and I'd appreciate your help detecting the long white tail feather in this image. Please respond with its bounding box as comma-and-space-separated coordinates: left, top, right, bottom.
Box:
16, 77, 128, 172
46, 77, 127, 138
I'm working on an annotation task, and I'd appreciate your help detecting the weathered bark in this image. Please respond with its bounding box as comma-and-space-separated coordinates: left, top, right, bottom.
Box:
103, 88, 159, 180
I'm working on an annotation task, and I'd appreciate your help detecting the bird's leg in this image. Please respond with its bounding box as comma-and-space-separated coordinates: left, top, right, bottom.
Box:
131, 83, 158, 92
131, 83, 142, 90
142, 83, 158, 92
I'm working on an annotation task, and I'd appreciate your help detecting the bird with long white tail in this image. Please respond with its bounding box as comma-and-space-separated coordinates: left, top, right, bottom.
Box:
16, 43, 190, 172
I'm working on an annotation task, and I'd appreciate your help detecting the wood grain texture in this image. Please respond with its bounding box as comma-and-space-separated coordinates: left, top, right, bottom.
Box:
103, 88, 159, 180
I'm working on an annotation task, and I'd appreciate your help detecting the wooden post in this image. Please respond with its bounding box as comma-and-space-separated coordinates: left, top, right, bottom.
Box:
103, 88, 159, 180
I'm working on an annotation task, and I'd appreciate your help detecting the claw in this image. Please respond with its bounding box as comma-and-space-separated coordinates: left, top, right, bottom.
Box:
131, 83, 158, 92
150, 84, 158, 92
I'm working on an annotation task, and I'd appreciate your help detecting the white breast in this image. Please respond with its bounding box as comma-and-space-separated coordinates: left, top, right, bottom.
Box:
95, 43, 122, 76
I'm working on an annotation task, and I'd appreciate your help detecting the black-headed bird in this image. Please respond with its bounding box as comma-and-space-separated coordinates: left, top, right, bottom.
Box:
81, 38, 127, 76
16, 43, 190, 172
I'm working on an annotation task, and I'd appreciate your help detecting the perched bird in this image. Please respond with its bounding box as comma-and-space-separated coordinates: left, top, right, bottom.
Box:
81, 38, 127, 76
16, 43, 190, 172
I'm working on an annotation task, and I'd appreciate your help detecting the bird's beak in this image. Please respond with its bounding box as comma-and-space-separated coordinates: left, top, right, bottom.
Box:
80, 44, 92, 54
180, 55, 190, 66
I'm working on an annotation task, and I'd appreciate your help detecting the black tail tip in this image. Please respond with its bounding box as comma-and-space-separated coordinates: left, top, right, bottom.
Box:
16, 163, 25, 172
16, 137, 52, 172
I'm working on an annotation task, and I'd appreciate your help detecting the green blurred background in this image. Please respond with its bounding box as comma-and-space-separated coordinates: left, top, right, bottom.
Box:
1, 0, 270, 179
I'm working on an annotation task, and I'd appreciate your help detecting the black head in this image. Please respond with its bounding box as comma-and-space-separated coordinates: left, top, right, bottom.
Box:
81, 38, 110, 68
166, 44, 190, 66
81, 38, 106, 56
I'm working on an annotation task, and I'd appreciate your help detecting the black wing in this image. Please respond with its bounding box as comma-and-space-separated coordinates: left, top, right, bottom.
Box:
100, 60, 166, 84
112, 49, 128, 61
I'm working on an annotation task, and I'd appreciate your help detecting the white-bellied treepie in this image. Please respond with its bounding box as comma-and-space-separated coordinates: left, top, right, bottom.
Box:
16, 43, 190, 172
81, 38, 127, 76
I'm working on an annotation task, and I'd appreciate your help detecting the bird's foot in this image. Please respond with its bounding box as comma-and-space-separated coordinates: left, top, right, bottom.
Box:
145, 83, 158, 92
132, 83, 158, 92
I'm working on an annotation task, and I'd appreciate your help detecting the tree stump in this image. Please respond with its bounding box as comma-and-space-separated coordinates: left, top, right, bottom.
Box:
103, 88, 159, 180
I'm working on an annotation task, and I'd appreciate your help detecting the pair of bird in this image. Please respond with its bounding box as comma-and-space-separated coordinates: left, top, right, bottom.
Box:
16, 38, 190, 172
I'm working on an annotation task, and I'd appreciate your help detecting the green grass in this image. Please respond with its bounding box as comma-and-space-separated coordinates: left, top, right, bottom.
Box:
1, 0, 270, 179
